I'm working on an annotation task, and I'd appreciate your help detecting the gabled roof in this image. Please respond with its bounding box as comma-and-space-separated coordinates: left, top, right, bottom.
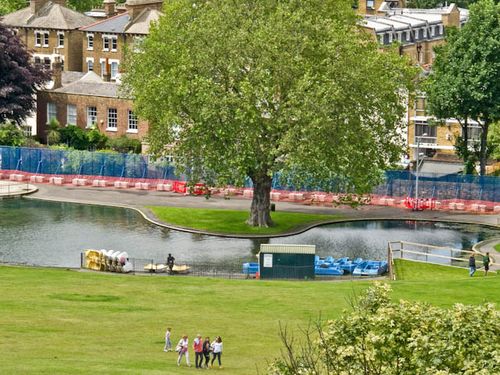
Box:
80, 7, 162, 35
1, 1, 95, 30
53, 71, 120, 98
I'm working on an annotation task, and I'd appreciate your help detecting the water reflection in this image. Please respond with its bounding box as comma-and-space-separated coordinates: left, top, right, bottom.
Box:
0, 199, 497, 268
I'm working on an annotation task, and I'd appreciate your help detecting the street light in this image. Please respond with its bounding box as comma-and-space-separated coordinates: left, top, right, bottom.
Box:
414, 133, 427, 211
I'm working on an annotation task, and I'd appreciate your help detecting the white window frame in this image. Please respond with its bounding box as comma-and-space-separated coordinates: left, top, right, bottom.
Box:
87, 33, 94, 50
107, 108, 117, 131
367, 0, 375, 9
127, 110, 138, 133
57, 32, 64, 48
86, 57, 94, 72
67, 104, 77, 125
100, 58, 106, 78
111, 37, 117, 51
109, 60, 119, 80
86, 106, 97, 128
43, 31, 49, 47
35, 31, 42, 46
47, 102, 57, 122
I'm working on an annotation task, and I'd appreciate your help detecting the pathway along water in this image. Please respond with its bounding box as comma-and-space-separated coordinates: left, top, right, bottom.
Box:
0, 198, 497, 268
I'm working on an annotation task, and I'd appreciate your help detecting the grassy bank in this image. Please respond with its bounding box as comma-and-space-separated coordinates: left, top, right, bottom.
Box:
495, 243, 500, 252
0, 261, 498, 374
147, 206, 341, 235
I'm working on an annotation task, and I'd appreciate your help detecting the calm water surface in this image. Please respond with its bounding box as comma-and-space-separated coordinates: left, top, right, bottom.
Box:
0, 199, 497, 268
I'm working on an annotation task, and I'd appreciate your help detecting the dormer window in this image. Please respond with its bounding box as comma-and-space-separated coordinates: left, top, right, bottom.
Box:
87, 33, 94, 50
366, 0, 375, 9
57, 32, 64, 48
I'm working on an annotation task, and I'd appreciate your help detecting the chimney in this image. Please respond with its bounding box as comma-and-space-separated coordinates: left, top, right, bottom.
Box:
125, 0, 163, 21
52, 56, 63, 90
102, 58, 111, 82
30, 0, 67, 13
441, 4, 460, 28
103, 0, 117, 17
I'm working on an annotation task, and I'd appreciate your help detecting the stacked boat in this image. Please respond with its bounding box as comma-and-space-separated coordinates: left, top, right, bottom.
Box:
84, 249, 133, 273
352, 260, 388, 276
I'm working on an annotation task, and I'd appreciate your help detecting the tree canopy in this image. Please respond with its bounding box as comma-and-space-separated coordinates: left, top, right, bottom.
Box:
0, 22, 50, 125
124, 0, 416, 226
425, 0, 500, 175
270, 283, 500, 375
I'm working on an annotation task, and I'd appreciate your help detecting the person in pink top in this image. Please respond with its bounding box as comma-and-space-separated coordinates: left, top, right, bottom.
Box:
193, 333, 204, 368
176, 334, 190, 367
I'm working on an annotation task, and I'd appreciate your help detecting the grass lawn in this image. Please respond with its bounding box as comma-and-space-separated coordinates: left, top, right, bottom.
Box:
0, 261, 499, 374
147, 206, 341, 235
495, 243, 500, 252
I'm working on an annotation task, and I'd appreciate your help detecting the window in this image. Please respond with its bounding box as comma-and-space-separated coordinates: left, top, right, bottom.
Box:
87, 33, 94, 50
128, 110, 138, 131
87, 58, 94, 72
43, 32, 49, 47
107, 108, 117, 129
101, 60, 106, 77
111, 38, 117, 51
110, 61, 119, 79
103, 36, 110, 51
43, 57, 51, 69
34, 57, 41, 65
383, 33, 390, 45
366, 0, 375, 9
402, 31, 408, 42
415, 97, 426, 116
415, 123, 437, 143
22, 125, 32, 137
466, 125, 482, 144
47, 103, 57, 122
57, 32, 64, 48
86, 106, 97, 128
35, 32, 42, 46
67, 104, 77, 125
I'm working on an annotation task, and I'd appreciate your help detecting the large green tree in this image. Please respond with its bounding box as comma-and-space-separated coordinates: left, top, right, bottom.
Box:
425, 0, 500, 175
124, 0, 415, 227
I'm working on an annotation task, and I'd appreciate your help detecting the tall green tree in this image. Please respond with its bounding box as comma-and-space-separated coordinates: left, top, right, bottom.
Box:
425, 0, 500, 175
0, 22, 50, 125
124, 0, 415, 227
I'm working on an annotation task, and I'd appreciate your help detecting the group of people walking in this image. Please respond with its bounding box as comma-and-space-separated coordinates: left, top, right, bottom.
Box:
164, 328, 224, 369
468, 252, 492, 277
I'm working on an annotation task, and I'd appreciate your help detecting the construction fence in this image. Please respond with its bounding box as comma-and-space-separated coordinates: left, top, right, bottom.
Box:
1, 146, 499, 208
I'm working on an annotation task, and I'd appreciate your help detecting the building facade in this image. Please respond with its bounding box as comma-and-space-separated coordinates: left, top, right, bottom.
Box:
0, 0, 95, 71
37, 64, 148, 144
360, 3, 470, 164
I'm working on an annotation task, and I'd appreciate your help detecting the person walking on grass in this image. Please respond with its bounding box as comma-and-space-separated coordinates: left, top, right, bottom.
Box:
483, 252, 491, 276
176, 334, 190, 367
469, 254, 476, 277
202, 336, 211, 369
193, 334, 204, 368
167, 253, 175, 273
211, 336, 223, 369
163, 327, 172, 352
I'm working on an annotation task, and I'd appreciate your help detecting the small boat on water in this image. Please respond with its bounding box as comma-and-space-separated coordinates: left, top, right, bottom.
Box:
172, 264, 191, 274
144, 263, 168, 273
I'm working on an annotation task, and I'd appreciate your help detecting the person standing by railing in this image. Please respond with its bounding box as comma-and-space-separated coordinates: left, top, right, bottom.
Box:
469, 255, 476, 277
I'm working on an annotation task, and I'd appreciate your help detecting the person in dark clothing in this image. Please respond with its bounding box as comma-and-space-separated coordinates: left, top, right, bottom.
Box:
202, 336, 211, 368
483, 252, 491, 276
469, 255, 476, 277
167, 253, 175, 273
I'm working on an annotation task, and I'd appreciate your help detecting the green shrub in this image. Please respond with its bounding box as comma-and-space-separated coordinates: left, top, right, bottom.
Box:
270, 283, 500, 375
0, 122, 25, 146
107, 135, 142, 154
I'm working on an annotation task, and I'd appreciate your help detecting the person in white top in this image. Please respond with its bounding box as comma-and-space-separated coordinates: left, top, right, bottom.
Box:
210, 336, 223, 368
176, 334, 190, 367
163, 327, 172, 352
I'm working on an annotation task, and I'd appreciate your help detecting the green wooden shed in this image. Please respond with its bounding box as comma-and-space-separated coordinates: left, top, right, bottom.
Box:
258, 244, 316, 280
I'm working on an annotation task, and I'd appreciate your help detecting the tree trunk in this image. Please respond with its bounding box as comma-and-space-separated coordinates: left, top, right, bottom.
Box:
479, 121, 490, 176
247, 173, 274, 227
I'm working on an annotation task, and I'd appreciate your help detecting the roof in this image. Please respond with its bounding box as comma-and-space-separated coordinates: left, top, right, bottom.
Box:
259, 244, 316, 255
1, 1, 95, 30
419, 160, 464, 177
81, 7, 162, 34
52, 71, 120, 98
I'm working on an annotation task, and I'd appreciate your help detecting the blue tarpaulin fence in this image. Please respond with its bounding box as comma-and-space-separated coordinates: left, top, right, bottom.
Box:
1, 146, 499, 202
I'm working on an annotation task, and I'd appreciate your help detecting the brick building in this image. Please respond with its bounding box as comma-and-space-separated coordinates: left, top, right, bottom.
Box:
37, 60, 147, 146
80, 0, 163, 80
360, 2, 471, 166
0, 0, 95, 71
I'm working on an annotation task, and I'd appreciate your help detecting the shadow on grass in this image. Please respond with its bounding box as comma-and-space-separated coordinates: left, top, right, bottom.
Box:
49, 293, 122, 303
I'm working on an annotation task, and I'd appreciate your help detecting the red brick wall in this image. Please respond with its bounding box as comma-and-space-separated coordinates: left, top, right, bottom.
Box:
37, 90, 149, 145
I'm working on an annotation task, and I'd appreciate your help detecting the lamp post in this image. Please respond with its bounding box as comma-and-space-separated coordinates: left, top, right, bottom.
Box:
414, 133, 427, 211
